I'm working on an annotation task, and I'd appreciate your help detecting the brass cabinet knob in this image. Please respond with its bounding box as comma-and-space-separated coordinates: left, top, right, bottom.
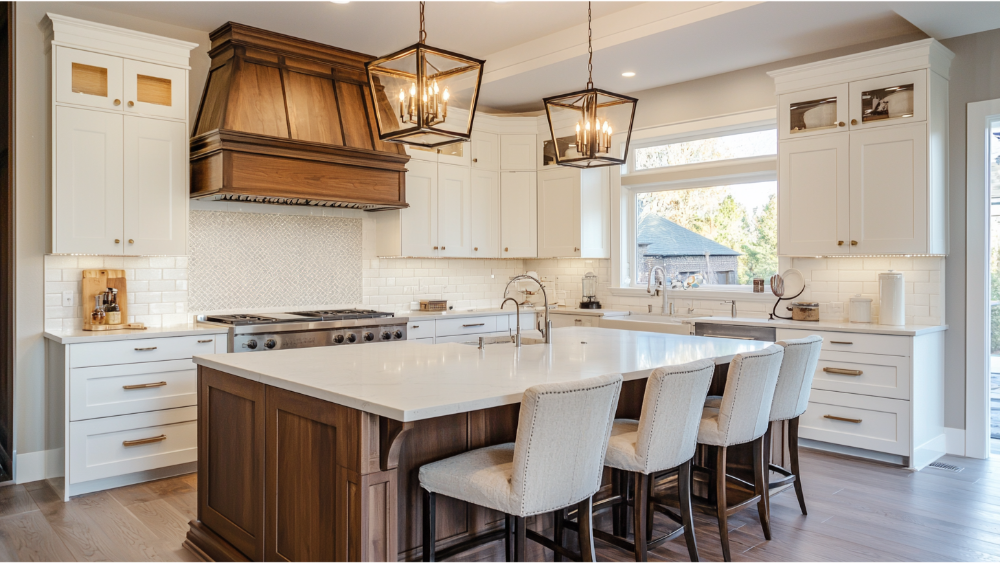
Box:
472, 158, 478, 163
838, 121, 845, 127
128, 239, 134, 244
474, 247, 478, 251
127, 101, 135, 107
440, 246, 445, 250
574, 247, 580, 252
850, 119, 858, 126
850, 240, 858, 246
838, 240, 844, 246
504, 247, 509, 252
114, 239, 120, 244
433, 246, 438, 250
114, 99, 121, 106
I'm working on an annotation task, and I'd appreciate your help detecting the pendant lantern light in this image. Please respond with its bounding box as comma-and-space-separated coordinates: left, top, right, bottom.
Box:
365, 2, 485, 148
543, 2, 637, 168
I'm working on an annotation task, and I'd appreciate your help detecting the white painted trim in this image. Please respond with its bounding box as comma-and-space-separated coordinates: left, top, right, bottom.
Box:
14, 448, 63, 484
964, 98, 1000, 460
945, 427, 966, 456
799, 438, 907, 467
609, 287, 777, 303
46, 13, 196, 69
628, 107, 777, 145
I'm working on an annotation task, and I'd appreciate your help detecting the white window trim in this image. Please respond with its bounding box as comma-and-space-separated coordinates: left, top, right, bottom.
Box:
611, 108, 789, 294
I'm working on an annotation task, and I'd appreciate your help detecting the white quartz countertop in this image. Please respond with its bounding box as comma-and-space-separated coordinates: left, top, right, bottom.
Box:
683, 316, 947, 336
401, 307, 538, 320
549, 308, 630, 317
44, 324, 229, 344
193, 326, 770, 422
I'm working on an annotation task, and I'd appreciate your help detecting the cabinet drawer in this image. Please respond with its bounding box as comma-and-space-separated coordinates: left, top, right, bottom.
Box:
799, 390, 909, 456
436, 316, 497, 337
812, 351, 909, 400
776, 328, 909, 357
69, 406, 197, 484
70, 335, 221, 368
406, 321, 435, 340
70, 359, 196, 421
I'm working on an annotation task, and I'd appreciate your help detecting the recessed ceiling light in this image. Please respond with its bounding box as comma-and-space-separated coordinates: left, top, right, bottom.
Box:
622, 72, 636, 77
330, 0, 350, 4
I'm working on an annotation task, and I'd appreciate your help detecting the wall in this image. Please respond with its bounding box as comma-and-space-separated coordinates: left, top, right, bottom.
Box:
14, 2, 210, 465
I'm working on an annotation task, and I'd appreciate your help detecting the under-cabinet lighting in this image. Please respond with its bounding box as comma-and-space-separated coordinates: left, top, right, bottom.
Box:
621, 72, 635, 77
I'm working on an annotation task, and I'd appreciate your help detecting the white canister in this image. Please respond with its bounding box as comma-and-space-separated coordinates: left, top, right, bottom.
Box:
878, 271, 905, 326
849, 294, 873, 323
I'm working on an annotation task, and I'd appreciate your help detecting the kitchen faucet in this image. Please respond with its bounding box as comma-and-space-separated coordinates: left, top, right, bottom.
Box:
504, 274, 552, 344
646, 266, 670, 314
501, 297, 521, 347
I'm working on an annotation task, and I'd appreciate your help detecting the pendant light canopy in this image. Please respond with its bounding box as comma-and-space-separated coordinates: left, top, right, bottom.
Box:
365, 2, 485, 148
543, 3, 637, 168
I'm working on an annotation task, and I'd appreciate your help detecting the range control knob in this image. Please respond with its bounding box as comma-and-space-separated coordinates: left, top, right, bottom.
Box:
265, 339, 276, 349
363, 332, 375, 342
333, 334, 345, 344
381, 331, 392, 340
246, 339, 258, 350
394, 330, 403, 339
346, 333, 357, 343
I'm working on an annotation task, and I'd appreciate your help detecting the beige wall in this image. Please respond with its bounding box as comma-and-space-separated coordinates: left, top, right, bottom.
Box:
14, 2, 209, 461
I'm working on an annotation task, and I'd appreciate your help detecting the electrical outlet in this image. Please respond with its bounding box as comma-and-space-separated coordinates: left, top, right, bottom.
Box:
828, 302, 844, 317
62, 291, 74, 307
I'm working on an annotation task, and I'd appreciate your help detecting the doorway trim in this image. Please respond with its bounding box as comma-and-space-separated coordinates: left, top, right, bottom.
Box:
966, 98, 1000, 460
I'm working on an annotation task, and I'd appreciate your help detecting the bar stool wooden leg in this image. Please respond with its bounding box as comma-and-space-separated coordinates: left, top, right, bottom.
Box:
553, 508, 565, 562
633, 472, 649, 561
422, 490, 436, 562
715, 446, 731, 562
578, 496, 597, 562
753, 436, 772, 541
611, 468, 623, 537
679, 460, 700, 562
514, 516, 526, 562
789, 417, 807, 515
505, 514, 515, 562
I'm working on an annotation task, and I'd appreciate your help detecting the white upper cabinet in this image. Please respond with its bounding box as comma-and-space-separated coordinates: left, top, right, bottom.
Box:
470, 169, 499, 257
770, 39, 952, 256
55, 106, 124, 255
778, 133, 850, 256
382, 159, 437, 257
123, 117, 188, 256
500, 134, 537, 171
500, 171, 537, 258
436, 141, 471, 167
48, 14, 196, 255
537, 167, 611, 258
436, 164, 472, 257
471, 130, 499, 171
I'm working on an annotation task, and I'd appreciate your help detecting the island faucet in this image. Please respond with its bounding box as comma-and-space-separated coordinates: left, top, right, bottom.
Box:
646, 266, 670, 314
504, 274, 553, 344
501, 297, 521, 347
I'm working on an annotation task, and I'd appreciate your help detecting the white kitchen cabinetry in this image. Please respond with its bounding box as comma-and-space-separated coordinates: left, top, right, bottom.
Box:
500, 171, 537, 258
405, 312, 535, 344
470, 169, 500, 258
49, 14, 196, 256
537, 167, 610, 258
500, 134, 537, 171
770, 39, 952, 256
471, 130, 499, 171
437, 164, 473, 257
46, 331, 228, 500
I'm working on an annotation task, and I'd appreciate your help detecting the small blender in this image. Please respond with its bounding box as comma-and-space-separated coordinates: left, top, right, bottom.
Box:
579, 271, 602, 309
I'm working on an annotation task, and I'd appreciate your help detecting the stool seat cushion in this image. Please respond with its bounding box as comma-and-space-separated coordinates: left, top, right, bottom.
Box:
698, 406, 725, 446
704, 395, 722, 410
419, 443, 517, 515
604, 419, 641, 471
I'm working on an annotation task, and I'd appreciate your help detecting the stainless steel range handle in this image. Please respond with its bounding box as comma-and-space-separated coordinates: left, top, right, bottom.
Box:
463, 323, 485, 327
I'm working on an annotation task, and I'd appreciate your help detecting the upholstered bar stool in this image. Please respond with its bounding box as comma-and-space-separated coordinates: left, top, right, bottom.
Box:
689, 345, 784, 562
418, 373, 623, 562
597, 359, 716, 562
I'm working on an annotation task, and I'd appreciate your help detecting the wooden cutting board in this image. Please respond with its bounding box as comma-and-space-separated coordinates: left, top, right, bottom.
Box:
82, 269, 141, 330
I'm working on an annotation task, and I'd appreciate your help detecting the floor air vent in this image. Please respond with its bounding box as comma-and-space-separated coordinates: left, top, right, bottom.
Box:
928, 461, 964, 472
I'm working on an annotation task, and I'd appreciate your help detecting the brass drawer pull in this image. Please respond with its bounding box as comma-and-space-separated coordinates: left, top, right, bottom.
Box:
123, 435, 166, 447
823, 367, 863, 376
830, 341, 853, 345
134, 346, 158, 351
463, 323, 485, 328
824, 415, 862, 424
197, 339, 213, 343
123, 381, 166, 390
411, 325, 420, 329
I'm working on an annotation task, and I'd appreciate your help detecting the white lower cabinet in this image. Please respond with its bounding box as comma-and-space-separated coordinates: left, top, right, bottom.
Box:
777, 327, 945, 469
406, 312, 534, 344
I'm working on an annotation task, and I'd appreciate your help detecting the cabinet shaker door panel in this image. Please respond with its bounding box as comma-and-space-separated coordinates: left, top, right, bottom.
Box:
437, 164, 472, 257
55, 47, 124, 111
500, 172, 537, 257
123, 117, 188, 256
470, 169, 500, 257
400, 159, 438, 256
778, 134, 850, 256
537, 167, 581, 258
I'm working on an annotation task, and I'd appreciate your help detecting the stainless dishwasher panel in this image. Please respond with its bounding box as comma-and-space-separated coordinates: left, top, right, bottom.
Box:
694, 323, 776, 342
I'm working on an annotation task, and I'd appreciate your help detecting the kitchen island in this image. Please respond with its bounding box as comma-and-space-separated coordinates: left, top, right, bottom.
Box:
184, 327, 770, 562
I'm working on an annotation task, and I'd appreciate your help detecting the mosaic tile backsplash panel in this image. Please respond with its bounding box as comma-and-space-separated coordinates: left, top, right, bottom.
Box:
189, 211, 362, 311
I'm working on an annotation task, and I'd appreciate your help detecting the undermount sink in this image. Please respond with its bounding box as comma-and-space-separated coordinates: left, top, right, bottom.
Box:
599, 314, 692, 335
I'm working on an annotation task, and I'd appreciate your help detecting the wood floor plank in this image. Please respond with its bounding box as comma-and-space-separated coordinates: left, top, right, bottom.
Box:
0, 485, 39, 519
0, 510, 77, 562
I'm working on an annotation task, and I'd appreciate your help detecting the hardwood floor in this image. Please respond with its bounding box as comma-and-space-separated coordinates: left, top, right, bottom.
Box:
0, 449, 997, 562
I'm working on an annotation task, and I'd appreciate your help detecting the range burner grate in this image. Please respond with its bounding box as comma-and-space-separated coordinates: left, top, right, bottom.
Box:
204, 314, 280, 326
291, 309, 394, 320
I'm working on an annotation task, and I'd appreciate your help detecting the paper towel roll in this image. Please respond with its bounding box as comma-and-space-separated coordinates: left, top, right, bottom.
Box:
878, 271, 905, 326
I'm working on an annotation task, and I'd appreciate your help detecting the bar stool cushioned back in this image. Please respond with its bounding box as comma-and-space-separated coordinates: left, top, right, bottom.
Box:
770, 336, 823, 422
699, 345, 784, 447
419, 373, 623, 518
605, 359, 716, 474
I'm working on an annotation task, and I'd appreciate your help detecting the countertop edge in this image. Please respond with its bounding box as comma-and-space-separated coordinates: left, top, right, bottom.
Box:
683, 317, 948, 336
44, 325, 230, 344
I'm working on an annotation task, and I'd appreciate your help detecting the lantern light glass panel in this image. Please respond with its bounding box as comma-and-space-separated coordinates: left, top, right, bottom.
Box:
366, 44, 484, 148
543, 88, 636, 168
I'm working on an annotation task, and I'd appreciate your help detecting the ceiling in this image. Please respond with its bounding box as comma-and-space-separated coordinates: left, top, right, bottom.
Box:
91, 1, 1000, 113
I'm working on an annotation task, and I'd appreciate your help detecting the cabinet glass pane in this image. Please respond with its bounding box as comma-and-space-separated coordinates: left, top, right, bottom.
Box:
789, 97, 838, 135
438, 142, 464, 157
137, 74, 172, 106
72, 63, 108, 97
860, 83, 914, 124
542, 134, 577, 166
408, 145, 435, 155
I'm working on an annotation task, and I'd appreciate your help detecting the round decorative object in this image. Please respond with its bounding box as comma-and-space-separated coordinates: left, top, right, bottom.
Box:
780, 268, 805, 298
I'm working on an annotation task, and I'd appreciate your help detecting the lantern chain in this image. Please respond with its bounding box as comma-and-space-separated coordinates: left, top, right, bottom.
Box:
587, 1, 593, 89
419, 1, 427, 44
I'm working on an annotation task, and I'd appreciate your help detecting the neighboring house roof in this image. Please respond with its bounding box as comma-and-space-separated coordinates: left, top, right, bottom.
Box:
637, 213, 742, 257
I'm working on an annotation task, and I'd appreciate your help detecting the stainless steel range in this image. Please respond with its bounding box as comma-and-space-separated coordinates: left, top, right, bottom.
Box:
198, 309, 408, 353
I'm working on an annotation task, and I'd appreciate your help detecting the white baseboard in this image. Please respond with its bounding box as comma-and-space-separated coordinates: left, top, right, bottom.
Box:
14, 448, 64, 484
945, 427, 966, 456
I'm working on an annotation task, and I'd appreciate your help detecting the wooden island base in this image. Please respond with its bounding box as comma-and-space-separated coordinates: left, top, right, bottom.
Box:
185, 364, 776, 562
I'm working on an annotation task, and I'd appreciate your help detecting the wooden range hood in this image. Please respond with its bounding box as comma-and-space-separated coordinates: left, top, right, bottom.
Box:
190, 23, 410, 210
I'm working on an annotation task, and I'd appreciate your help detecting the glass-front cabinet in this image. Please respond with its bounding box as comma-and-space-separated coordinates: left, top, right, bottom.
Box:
778, 84, 849, 140
848, 70, 926, 130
